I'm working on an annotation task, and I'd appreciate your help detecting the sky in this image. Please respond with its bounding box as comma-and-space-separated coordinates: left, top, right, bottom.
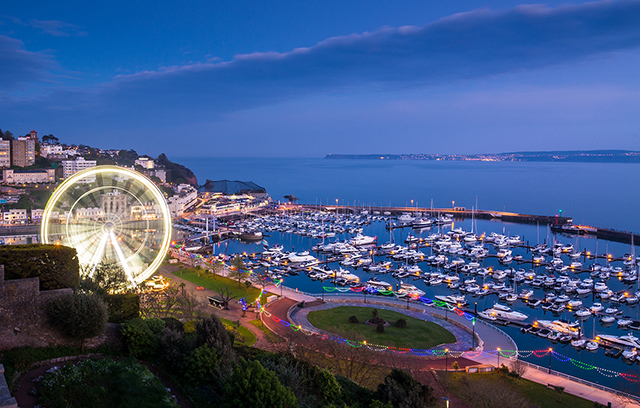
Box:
1, 0, 640, 157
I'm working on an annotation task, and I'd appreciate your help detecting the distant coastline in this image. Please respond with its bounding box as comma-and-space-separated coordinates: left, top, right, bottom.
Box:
325, 150, 640, 163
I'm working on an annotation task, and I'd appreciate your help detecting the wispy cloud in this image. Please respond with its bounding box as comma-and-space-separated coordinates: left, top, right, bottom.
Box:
0, 35, 54, 89
4, 0, 640, 123
28, 19, 87, 37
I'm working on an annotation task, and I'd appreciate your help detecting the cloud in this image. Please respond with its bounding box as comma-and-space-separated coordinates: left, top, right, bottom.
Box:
28, 19, 87, 37
4, 0, 640, 125
0, 35, 55, 89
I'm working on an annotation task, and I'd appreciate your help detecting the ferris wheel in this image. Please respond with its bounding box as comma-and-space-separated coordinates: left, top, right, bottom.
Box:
41, 166, 172, 287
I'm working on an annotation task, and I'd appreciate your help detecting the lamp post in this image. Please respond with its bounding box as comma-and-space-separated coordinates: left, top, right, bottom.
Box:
497, 347, 501, 369
322, 286, 324, 302
472, 302, 477, 349
445, 348, 449, 372
442, 397, 450, 408
548, 348, 553, 374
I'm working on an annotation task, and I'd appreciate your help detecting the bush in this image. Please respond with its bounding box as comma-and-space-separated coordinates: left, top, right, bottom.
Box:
162, 317, 185, 333
452, 361, 459, 371
106, 293, 140, 323
1, 244, 79, 290
183, 344, 219, 383
348, 315, 359, 324
158, 328, 188, 372
45, 292, 109, 349
395, 318, 407, 328
222, 359, 298, 408
146, 318, 166, 335
376, 369, 436, 408
498, 363, 510, 374
120, 318, 158, 358
376, 323, 385, 333
37, 358, 177, 408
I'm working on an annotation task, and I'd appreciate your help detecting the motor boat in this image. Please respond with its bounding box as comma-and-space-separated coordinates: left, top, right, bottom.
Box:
585, 342, 599, 351
571, 339, 587, 348
536, 320, 581, 338
590, 303, 604, 313
483, 307, 529, 321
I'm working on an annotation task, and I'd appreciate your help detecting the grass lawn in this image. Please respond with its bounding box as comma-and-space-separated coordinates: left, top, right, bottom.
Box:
219, 317, 257, 347
307, 306, 455, 349
173, 267, 269, 302
440, 371, 598, 408
249, 319, 285, 343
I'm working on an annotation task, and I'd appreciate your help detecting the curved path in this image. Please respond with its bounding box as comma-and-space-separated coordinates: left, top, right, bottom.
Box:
263, 293, 640, 408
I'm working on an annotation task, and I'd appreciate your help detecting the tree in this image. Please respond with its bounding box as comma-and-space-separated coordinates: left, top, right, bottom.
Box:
229, 255, 248, 288
78, 258, 131, 295
195, 315, 235, 369
554, 386, 565, 403
510, 358, 528, 380
139, 281, 200, 319
376, 369, 436, 408
207, 260, 224, 280
42, 134, 59, 144
457, 375, 531, 408
183, 344, 219, 383
222, 359, 298, 408
452, 361, 459, 371
45, 292, 109, 350
3, 130, 14, 141
214, 286, 238, 310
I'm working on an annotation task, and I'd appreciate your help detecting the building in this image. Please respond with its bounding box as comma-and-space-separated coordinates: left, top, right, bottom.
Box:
2, 209, 27, 224
31, 208, 44, 221
2, 168, 55, 184
75, 207, 104, 220
167, 184, 198, 217
27, 130, 38, 142
11, 137, 36, 167
62, 157, 97, 180
0, 139, 10, 168
135, 157, 155, 169
101, 190, 129, 216
41, 143, 63, 158
197, 180, 267, 197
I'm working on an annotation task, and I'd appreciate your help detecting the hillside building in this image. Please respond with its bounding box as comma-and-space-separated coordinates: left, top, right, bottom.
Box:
11, 137, 36, 167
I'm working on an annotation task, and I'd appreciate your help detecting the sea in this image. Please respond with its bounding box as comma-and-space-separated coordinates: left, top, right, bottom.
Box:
175, 157, 640, 392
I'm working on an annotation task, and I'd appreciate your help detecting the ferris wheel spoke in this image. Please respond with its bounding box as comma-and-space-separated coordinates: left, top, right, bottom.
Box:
89, 231, 110, 277
109, 231, 137, 287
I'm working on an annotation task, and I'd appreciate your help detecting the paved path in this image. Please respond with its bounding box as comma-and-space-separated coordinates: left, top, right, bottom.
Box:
267, 293, 640, 408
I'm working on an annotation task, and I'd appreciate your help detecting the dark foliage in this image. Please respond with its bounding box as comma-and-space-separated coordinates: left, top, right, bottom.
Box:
161, 316, 185, 333
395, 318, 407, 328
376, 369, 437, 408
120, 317, 162, 358
348, 315, 359, 324
45, 292, 109, 349
376, 323, 385, 333
106, 293, 140, 323
157, 153, 198, 185
1, 244, 79, 290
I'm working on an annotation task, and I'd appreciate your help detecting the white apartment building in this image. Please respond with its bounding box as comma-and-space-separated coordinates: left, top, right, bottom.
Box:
41, 143, 63, 158
62, 157, 97, 182
11, 137, 36, 167
0, 139, 10, 168
167, 185, 198, 218
2, 209, 27, 224
31, 208, 44, 220
135, 157, 155, 169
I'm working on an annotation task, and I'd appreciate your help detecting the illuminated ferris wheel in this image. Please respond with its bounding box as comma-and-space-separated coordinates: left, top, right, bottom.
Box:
41, 166, 172, 287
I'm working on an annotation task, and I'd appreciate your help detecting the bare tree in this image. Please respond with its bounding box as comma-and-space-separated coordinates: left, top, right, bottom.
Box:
510, 358, 528, 380
228, 255, 248, 288
214, 286, 238, 310
458, 375, 531, 408
140, 281, 202, 318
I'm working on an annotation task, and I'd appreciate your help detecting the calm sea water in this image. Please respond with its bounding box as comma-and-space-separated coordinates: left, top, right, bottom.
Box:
175, 157, 640, 391
175, 157, 640, 233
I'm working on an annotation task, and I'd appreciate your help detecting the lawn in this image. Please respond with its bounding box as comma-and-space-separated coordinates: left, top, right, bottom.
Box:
219, 317, 257, 347
249, 319, 285, 343
307, 306, 455, 349
440, 371, 598, 408
172, 267, 269, 303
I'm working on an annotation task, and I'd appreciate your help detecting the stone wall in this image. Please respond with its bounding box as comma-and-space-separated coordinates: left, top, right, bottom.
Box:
0, 265, 118, 351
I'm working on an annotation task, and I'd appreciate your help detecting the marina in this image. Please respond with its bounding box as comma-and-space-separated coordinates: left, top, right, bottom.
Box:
174, 205, 640, 391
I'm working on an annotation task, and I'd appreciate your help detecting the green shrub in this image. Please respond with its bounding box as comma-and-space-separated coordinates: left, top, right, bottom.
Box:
45, 292, 109, 349
348, 315, 359, 324
0, 244, 79, 290
222, 359, 298, 408
182, 344, 219, 383
106, 293, 140, 323
120, 318, 157, 358
37, 358, 177, 408
162, 317, 184, 333
376, 323, 385, 333
395, 318, 407, 328
146, 318, 166, 335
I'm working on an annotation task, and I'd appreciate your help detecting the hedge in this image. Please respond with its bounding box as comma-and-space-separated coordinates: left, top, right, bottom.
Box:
0, 244, 79, 290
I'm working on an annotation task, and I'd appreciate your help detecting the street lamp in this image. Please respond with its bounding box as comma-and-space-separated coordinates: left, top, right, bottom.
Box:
445, 348, 449, 372
442, 397, 450, 408
472, 302, 477, 349
548, 348, 553, 374
497, 347, 501, 369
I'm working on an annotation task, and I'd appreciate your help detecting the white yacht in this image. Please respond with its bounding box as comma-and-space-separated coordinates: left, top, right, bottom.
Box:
483, 307, 529, 321
434, 295, 468, 306
536, 320, 581, 338
349, 233, 377, 246
287, 251, 318, 264
596, 332, 640, 348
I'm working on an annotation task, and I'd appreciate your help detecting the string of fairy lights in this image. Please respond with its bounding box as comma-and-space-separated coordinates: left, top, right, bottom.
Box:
169, 243, 640, 383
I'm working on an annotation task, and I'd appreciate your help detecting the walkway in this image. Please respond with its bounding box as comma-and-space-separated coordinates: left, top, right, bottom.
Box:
264, 292, 640, 408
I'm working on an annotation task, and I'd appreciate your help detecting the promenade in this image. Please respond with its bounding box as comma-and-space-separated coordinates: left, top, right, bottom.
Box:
265, 292, 640, 408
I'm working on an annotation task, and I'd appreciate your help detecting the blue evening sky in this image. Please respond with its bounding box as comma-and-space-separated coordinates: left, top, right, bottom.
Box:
1, 0, 639, 157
